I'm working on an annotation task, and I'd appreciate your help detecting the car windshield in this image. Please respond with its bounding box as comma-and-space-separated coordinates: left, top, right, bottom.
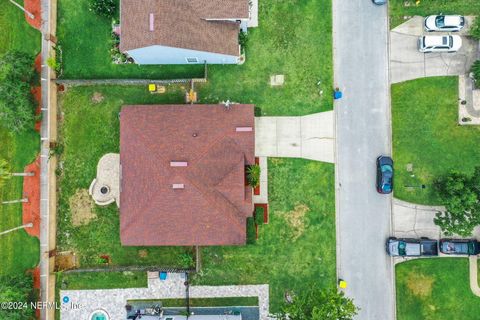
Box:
435, 16, 445, 27
448, 36, 453, 48
381, 165, 393, 191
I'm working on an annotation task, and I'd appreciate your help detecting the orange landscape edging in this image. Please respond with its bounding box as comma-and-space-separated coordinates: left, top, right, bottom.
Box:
24, 0, 41, 30
22, 156, 41, 239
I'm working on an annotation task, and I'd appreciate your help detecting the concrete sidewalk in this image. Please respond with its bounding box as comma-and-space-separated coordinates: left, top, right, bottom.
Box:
255, 111, 334, 163
469, 256, 480, 297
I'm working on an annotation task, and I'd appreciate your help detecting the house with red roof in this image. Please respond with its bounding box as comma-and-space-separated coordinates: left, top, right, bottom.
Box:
119, 104, 255, 246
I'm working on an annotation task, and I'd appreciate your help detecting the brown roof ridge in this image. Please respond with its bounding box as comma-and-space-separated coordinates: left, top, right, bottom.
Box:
189, 122, 238, 164
186, 169, 245, 232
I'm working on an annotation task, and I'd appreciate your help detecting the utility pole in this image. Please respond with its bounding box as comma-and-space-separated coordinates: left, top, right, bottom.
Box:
0, 223, 33, 236
8, 0, 35, 20
2, 198, 28, 204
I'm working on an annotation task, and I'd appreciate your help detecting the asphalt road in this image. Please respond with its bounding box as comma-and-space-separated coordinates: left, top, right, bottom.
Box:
333, 1, 395, 319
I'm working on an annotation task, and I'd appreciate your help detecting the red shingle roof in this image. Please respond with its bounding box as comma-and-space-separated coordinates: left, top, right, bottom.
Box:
120, 0, 249, 56
120, 104, 255, 246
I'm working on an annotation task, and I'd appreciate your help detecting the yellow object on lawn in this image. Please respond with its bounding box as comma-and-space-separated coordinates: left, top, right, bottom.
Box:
148, 84, 156, 92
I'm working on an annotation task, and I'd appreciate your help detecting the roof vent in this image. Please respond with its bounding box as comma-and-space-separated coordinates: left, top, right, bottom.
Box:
170, 161, 188, 167
236, 127, 253, 132
149, 13, 154, 31
172, 184, 184, 189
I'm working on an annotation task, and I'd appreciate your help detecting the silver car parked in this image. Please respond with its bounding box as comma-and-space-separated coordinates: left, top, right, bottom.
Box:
418, 35, 462, 53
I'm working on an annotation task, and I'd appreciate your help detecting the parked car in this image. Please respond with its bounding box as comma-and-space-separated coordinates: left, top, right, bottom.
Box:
376, 156, 393, 194
424, 15, 465, 32
372, 0, 387, 5
418, 35, 462, 53
386, 237, 438, 257
439, 239, 480, 255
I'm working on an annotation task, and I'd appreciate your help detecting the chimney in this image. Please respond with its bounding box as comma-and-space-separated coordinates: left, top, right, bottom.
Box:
149, 13, 154, 31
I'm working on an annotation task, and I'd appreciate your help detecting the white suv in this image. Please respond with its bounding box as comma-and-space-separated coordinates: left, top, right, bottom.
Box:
418, 35, 462, 53
424, 15, 465, 32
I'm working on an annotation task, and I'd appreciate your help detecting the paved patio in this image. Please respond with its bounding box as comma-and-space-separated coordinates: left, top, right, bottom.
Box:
60, 272, 271, 320
255, 111, 334, 163
88, 153, 120, 207
390, 16, 479, 84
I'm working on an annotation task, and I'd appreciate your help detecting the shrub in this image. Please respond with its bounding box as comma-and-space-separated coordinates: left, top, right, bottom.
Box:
246, 217, 256, 244
0, 51, 36, 133
239, 31, 249, 50
178, 253, 194, 268
247, 164, 261, 188
89, 0, 116, 18
470, 17, 480, 40
254, 206, 264, 225
471, 60, 480, 83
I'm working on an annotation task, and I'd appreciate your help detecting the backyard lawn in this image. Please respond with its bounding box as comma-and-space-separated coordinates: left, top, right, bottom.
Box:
57, 85, 196, 268
0, 0, 41, 276
389, 0, 480, 28
192, 159, 336, 313
57, 0, 332, 116
392, 77, 480, 205
396, 258, 480, 320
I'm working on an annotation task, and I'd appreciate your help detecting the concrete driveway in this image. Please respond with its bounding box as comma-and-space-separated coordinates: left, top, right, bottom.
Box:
255, 111, 334, 163
393, 198, 480, 239
390, 16, 479, 84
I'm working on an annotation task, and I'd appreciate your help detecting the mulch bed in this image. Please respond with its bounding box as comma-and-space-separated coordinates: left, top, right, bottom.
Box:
24, 0, 41, 30
22, 156, 40, 238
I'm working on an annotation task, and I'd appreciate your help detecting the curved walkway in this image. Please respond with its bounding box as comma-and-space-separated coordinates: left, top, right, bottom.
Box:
469, 256, 480, 297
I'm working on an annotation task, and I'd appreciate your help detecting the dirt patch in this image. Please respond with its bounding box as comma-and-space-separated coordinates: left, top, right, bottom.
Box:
33, 54, 42, 132
138, 249, 149, 258
280, 204, 310, 240
69, 189, 96, 226
24, 0, 41, 30
22, 156, 40, 238
91, 92, 104, 104
406, 272, 434, 298
55, 251, 79, 271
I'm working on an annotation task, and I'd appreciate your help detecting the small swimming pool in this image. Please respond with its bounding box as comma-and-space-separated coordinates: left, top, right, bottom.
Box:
89, 309, 109, 320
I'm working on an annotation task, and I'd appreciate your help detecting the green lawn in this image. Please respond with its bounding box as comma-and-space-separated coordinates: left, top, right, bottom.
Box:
0, 0, 40, 55
389, 0, 480, 29
58, 271, 148, 290
57, 0, 333, 116
192, 159, 336, 313
0, 0, 41, 276
396, 258, 480, 320
392, 77, 480, 205
57, 85, 195, 268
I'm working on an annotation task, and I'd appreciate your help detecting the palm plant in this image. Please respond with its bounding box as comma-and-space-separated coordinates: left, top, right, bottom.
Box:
247, 164, 261, 188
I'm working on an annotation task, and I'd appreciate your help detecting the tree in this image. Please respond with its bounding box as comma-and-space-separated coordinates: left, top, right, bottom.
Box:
434, 168, 480, 236
276, 287, 358, 320
0, 51, 36, 133
0, 273, 36, 319
470, 16, 480, 40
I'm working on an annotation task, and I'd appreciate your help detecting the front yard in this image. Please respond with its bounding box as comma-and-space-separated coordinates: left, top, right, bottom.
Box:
0, 0, 41, 276
389, 0, 480, 29
396, 258, 480, 320
57, 0, 332, 116
392, 77, 480, 205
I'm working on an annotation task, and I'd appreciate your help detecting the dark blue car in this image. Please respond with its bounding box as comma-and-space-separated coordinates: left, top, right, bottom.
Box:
376, 156, 393, 194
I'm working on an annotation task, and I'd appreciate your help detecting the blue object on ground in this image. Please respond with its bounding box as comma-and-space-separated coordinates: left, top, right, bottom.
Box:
160, 272, 168, 280
334, 90, 343, 99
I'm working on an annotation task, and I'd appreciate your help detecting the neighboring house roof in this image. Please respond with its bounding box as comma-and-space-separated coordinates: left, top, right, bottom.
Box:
120, 104, 255, 246
120, 0, 249, 56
